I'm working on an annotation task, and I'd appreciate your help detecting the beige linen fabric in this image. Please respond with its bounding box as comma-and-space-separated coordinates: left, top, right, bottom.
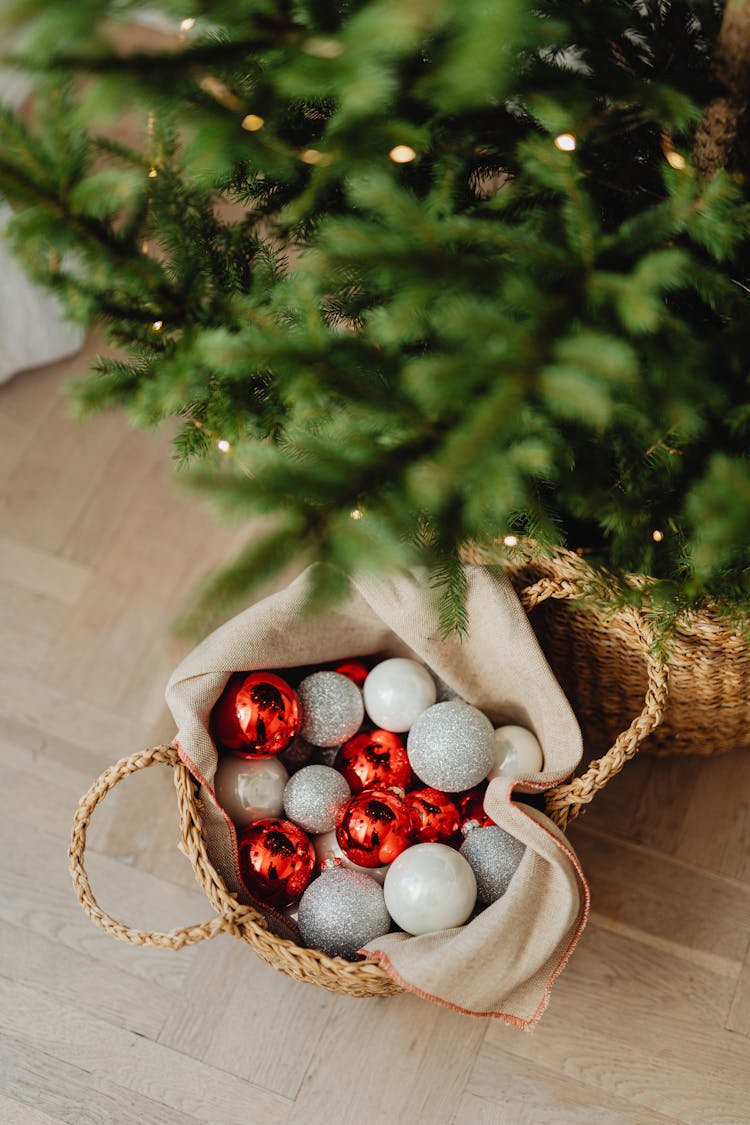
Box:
166, 563, 588, 1024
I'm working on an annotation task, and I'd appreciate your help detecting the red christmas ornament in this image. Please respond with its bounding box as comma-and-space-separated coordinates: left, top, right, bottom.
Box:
334, 660, 369, 688
456, 784, 493, 831
211, 671, 300, 758
335, 729, 415, 794
238, 818, 315, 906
336, 788, 414, 868
407, 787, 461, 846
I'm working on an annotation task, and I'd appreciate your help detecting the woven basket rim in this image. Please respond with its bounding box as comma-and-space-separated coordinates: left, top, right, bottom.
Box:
492, 540, 750, 641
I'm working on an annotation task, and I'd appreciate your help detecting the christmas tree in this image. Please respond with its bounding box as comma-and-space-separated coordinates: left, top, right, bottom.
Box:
1, 0, 749, 634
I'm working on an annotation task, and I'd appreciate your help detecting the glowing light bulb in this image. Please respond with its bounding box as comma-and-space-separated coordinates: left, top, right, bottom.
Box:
665, 150, 686, 170
652, 529, 664, 542
241, 114, 265, 132
350, 508, 364, 520
503, 535, 518, 547
152, 320, 163, 331
554, 133, 577, 152
180, 17, 196, 32
217, 439, 231, 453
148, 167, 158, 179
300, 148, 324, 164
389, 145, 416, 164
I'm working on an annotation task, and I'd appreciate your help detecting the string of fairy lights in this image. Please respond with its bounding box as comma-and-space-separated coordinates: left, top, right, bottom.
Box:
141, 17, 676, 544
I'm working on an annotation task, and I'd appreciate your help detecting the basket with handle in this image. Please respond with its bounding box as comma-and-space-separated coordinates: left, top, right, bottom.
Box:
69, 563, 669, 1001
490, 542, 749, 758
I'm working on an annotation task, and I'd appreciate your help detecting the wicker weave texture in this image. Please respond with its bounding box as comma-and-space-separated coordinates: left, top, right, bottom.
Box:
505, 547, 750, 758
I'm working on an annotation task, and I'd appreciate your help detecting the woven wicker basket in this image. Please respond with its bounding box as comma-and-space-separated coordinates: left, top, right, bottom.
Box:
69, 564, 669, 1000
492, 543, 750, 758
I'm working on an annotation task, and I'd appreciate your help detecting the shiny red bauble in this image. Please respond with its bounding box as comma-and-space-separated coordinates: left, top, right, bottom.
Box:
456, 784, 493, 831
237, 818, 315, 906
407, 787, 461, 846
334, 660, 369, 688
335, 729, 415, 795
211, 671, 301, 758
336, 787, 414, 868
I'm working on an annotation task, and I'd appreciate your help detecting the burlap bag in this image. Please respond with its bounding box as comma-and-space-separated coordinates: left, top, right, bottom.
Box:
165, 563, 588, 1026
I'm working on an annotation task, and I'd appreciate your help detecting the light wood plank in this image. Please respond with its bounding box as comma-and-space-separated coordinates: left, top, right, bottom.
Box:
567, 823, 750, 966
158, 933, 336, 1098
0, 535, 91, 604
0, 714, 124, 795
672, 749, 750, 885
462, 1054, 683, 1125
0, 919, 178, 1041
58, 424, 165, 568
288, 992, 486, 1125
0, 413, 34, 487
0, 580, 74, 675
483, 923, 747, 1125
0, 1093, 65, 1125
0, 978, 292, 1125
0, 1037, 201, 1125
726, 938, 750, 1037
0, 384, 127, 554
36, 578, 177, 710
0, 666, 137, 756
0, 351, 71, 426
0, 814, 208, 994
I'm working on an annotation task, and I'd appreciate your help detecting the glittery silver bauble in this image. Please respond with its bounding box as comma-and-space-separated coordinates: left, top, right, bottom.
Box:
407, 701, 494, 792
283, 764, 351, 833
297, 867, 392, 959
298, 671, 365, 747
459, 825, 526, 905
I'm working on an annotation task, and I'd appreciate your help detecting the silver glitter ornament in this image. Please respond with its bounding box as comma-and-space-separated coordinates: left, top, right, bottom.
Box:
407, 701, 494, 792
298, 671, 364, 747
459, 825, 526, 905
297, 866, 392, 959
283, 764, 351, 833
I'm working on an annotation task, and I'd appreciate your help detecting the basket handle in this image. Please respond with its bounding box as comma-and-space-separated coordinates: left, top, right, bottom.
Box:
519, 574, 670, 831
69, 744, 261, 948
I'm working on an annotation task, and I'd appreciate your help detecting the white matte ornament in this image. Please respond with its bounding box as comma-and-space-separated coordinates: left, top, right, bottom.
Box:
298, 671, 364, 747
313, 830, 388, 884
384, 843, 477, 935
363, 658, 437, 732
487, 725, 544, 780
298, 867, 392, 958
214, 753, 288, 828
283, 764, 351, 833
407, 701, 494, 792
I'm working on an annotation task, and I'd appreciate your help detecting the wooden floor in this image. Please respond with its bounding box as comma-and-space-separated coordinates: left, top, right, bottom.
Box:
1, 347, 750, 1125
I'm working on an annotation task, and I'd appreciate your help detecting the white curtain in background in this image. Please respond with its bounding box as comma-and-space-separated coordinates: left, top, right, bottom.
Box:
0, 67, 84, 384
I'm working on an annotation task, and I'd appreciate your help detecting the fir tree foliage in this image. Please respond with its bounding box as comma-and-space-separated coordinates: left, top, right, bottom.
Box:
0, 0, 749, 633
